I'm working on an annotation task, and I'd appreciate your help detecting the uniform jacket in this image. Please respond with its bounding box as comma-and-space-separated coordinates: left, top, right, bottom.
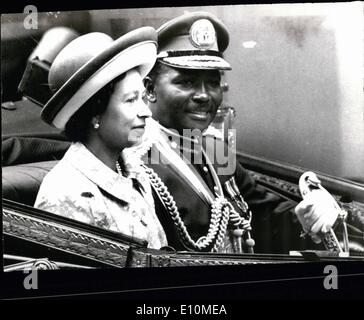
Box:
136, 120, 309, 253
34, 142, 168, 249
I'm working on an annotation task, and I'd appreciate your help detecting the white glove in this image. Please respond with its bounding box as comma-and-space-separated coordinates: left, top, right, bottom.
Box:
295, 189, 339, 244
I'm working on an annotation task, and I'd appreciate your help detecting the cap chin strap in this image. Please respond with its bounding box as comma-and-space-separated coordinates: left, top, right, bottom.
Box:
157, 56, 231, 71
157, 49, 223, 58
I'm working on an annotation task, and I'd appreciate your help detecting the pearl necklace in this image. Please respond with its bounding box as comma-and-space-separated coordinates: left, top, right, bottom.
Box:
115, 160, 124, 176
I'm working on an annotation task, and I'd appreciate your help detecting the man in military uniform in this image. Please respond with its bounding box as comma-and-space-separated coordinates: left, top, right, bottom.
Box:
136, 11, 345, 254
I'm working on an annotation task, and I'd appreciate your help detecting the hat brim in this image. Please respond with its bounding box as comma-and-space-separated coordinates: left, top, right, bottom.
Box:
159, 55, 231, 70
42, 27, 157, 130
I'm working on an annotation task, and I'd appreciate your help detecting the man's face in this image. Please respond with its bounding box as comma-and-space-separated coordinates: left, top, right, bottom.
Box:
149, 64, 223, 133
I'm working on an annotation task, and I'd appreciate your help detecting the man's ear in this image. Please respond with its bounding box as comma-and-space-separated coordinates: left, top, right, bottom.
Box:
144, 76, 157, 103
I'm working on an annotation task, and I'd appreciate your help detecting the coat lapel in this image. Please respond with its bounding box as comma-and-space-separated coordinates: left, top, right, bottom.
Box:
63, 142, 135, 204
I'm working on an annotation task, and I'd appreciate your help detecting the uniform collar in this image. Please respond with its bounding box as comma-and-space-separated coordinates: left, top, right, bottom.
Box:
159, 124, 199, 144
63, 142, 138, 203
158, 123, 203, 155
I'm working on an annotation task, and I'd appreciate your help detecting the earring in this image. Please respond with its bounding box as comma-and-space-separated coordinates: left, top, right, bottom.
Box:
94, 123, 100, 130
147, 93, 157, 103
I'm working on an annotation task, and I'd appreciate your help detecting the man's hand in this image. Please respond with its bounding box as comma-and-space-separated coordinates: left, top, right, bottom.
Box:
295, 190, 339, 244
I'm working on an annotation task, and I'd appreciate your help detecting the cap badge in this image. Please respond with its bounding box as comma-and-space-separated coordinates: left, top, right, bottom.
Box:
189, 19, 216, 49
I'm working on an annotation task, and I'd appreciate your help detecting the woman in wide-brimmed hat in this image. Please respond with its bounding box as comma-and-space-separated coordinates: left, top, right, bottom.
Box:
34, 27, 167, 249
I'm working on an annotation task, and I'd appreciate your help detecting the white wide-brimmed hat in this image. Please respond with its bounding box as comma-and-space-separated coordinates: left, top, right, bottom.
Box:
42, 27, 158, 130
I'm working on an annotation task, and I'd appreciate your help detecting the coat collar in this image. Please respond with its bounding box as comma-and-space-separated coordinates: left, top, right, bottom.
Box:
63, 142, 139, 204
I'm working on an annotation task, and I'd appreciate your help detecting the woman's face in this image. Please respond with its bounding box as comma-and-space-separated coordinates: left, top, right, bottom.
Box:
98, 69, 151, 150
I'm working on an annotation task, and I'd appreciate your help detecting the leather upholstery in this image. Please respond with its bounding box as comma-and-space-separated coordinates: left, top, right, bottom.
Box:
2, 160, 58, 205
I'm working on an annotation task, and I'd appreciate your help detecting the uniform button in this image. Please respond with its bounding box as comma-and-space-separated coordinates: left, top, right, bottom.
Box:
203, 166, 208, 173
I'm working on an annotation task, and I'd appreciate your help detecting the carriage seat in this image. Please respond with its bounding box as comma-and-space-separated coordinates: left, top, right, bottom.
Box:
2, 160, 58, 206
